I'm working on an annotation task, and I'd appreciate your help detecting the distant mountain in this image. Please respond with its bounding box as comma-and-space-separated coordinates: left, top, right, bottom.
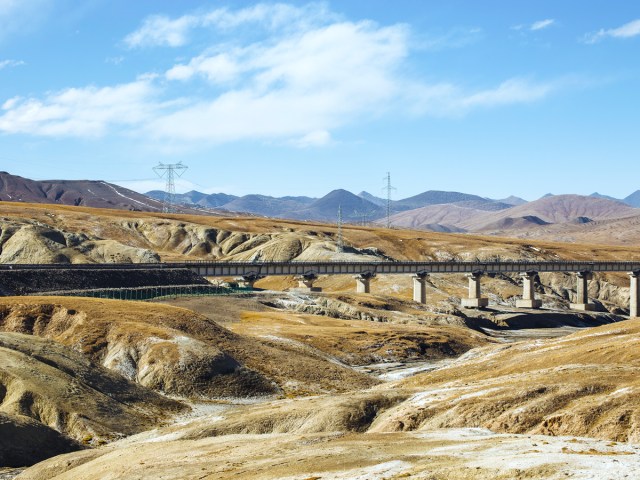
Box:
219, 194, 310, 217
496, 195, 528, 206
287, 189, 384, 222
197, 193, 238, 208
394, 190, 488, 210
624, 190, 640, 208
358, 191, 387, 207
0, 171, 163, 211
480, 215, 550, 231
590, 192, 620, 202
388, 194, 638, 232
146, 190, 238, 208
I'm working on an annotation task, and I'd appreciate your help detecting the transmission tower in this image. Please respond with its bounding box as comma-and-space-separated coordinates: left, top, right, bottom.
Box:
337, 204, 344, 252
353, 209, 375, 227
153, 162, 188, 213
383, 172, 396, 228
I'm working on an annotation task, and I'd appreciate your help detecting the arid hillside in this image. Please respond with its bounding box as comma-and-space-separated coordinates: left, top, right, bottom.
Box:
14, 318, 640, 480
2, 201, 639, 316
388, 194, 640, 240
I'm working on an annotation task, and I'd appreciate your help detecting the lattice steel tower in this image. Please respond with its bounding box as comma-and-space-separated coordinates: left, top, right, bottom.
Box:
337, 204, 344, 252
383, 172, 396, 228
153, 162, 188, 213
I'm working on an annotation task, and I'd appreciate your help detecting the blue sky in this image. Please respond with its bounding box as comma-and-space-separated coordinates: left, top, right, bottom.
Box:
0, 0, 639, 200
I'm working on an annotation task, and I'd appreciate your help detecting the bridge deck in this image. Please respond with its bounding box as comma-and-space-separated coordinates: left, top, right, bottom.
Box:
1, 260, 639, 276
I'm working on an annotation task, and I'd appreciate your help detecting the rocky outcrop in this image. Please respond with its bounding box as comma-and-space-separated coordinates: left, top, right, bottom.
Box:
0, 412, 80, 468
0, 332, 185, 462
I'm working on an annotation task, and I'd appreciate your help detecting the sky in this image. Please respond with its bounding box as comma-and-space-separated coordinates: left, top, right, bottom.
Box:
0, 0, 639, 201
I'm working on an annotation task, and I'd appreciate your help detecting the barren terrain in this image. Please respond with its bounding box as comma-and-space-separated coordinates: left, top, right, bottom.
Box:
2, 202, 640, 478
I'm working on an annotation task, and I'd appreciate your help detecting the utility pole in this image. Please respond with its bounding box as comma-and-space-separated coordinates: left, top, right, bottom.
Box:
383, 171, 396, 228
337, 204, 344, 252
153, 162, 188, 213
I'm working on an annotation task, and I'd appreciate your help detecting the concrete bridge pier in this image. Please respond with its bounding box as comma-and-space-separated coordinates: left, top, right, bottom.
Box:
412, 273, 429, 304
295, 273, 321, 292
629, 271, 640, 318
570, 271, 595, 311
516, 271, 542, 309
461, 272, 488, 308
235, 274, 264, 290
354, 273, 375, 294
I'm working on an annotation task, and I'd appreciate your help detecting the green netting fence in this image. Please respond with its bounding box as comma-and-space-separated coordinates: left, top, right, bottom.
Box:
31, 284, 253, 301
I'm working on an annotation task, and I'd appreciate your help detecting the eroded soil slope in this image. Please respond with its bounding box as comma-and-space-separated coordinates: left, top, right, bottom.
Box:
376, 318, 640, 442
17, 429, 640, 480
0, 297, 379, 397
0, 332, 185, 466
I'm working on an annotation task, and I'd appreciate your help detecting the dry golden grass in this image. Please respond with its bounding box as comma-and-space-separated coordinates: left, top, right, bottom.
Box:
0, 296, 377, 397
3, 201, 640, 261
16, 429, 640, 480
364, 319, 640, 442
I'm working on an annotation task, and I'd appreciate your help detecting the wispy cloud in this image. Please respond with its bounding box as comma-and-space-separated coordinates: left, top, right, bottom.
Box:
0, 3, 564, 146
584, 19, 640, 44
0, 59, 25, 69
417, 26, 483, 51
512, 18, 556, 32
0, 79, 160, 137
530, 19, 555, 31
124, 2, 337, 48
406, 77, 560, 117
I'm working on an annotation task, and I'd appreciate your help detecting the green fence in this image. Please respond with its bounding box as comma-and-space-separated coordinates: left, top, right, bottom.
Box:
35, 284, 253, 301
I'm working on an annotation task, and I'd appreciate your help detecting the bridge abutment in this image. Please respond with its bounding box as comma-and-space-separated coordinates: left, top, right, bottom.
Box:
570, 271, 595, 311
629, 271, 640, 318
412, 273, 429, 304
235, 274, 264, 290
516, 271, 542, 309
461, 272, 488, 308
354, 273, 375, 294
294, 273, 321, 292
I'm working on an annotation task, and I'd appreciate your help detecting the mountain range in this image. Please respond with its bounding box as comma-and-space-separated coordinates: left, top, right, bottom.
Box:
3, 171, 640, 244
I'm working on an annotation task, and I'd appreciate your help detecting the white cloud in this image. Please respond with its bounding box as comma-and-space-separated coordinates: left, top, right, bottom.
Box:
0, 80, 158, 137
0, 59, 25, 69
0, 3, 562, 145
511, 19, 555, 32
584, 19, 640, 44
292, 130, 332, 148
406, 78, 558, 117
124, 2, 337, 48
530, 19, 555, 31
149, 20, 409, 142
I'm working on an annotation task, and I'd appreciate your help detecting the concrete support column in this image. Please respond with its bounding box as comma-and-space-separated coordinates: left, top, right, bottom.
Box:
294, 273, 321, 292
570, 271, 595, 311
354, 273, 375, 294
629, 271, 640, 318
516, 271, 542, 309
461, 272, 488, 308
412, 273, 429, 304
235, 274, 263, 290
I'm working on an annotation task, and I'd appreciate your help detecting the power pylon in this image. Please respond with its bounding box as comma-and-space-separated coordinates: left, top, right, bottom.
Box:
153, 162, 188, 213
337, 204, 344, 252
383, 172, 396, 228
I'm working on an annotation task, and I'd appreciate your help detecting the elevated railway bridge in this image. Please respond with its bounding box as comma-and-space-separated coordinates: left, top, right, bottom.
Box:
1, 260, 639, 316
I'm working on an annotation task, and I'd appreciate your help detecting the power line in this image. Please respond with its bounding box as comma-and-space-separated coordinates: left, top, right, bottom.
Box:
153, 162, 188, 213
383, 172, 396, 228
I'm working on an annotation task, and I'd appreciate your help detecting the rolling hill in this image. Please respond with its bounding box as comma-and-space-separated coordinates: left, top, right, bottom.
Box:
0, 171, 163, 211
388, 194, 639, 233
